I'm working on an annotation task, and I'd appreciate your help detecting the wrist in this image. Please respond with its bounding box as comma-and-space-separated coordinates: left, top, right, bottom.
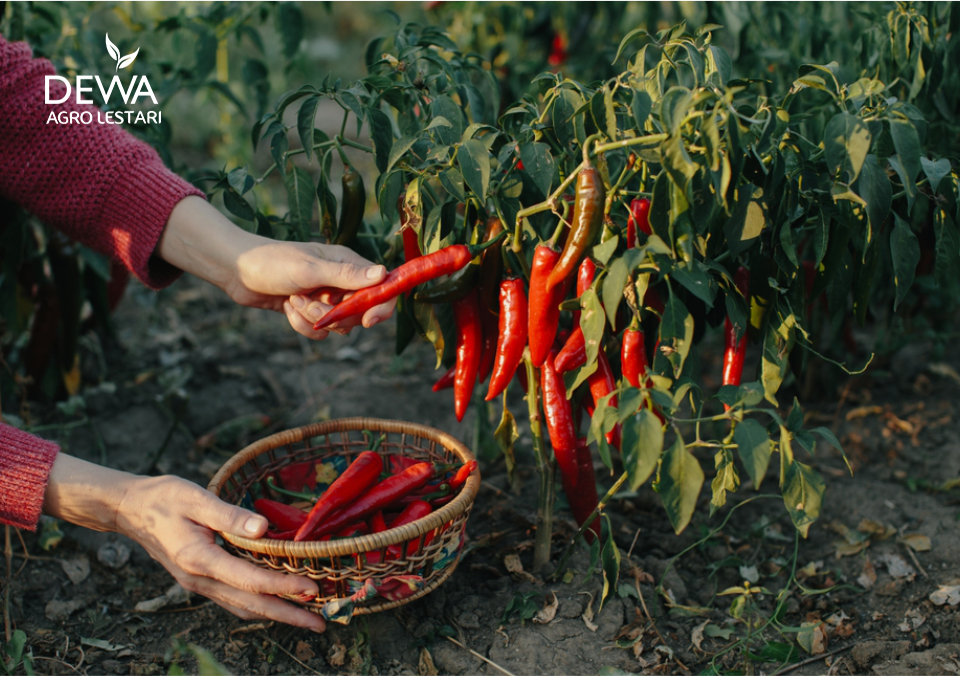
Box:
43, 454, 140, 533
156, 196, 257, 293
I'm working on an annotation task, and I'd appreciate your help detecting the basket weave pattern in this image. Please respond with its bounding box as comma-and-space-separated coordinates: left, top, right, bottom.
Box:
207, 418, 479, 615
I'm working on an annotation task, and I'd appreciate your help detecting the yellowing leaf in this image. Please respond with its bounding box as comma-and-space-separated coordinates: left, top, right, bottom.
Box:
899, 533, 931, 552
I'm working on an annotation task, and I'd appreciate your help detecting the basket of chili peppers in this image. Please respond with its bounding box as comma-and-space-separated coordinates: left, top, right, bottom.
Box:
207, 417, 479, 623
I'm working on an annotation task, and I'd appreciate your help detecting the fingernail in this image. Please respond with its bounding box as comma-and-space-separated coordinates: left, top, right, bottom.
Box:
244, 517, 264, 534
366, 316, 380, 328
291, 295, 306, 310
306, 306, 324, 322
310, 624, 325, 634
366, 265, 385, 280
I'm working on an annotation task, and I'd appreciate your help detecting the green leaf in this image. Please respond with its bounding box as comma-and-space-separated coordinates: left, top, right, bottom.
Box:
823, 113, 872, 183
921, 157, 952, 194
735, 418, 772, 490
413, 299, 444, 369
387, 135, 418, 173
284, 166, 315, 241
782, 460, 825, 538
621, 409, 664, 490
186, 643, 233, 676
226, 167, 254, 195
890, 213, 920, 310
631, 89, 652, 127
724, 188, 765, 257
367, 107, 394, 174
223, 188, 255, 222
889, 119, 921, 203
4, 630, 26, 669
600, 516, 621, 612
658, 292, 694, 378
297, 95, 321, 162
760, 315, 795, 406
855, 154, 892, 241
658, 436, 704, 535
520, 142, 555, 199
494, 397, 519, 488
569, 289, 605, 393
602, 85, 618, 140
613, 28, 649, 65
661, 134, 699, 192
934, 210, 960, 289
658, 87, 693, 133
748, 642, 800, 664
672, 260, 716, 308
270, 129, 289, 175
458, 138, 490, 200
275, 2, 305, 57
501, 591, 540, 624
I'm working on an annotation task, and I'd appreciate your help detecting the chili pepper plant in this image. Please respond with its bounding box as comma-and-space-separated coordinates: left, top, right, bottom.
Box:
209, 15, 958, 602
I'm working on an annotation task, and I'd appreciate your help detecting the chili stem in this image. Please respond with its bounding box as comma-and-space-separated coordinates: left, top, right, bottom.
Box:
515, 160, 586, 226
265, 476, 318, 503
552, 469, 629, 580
340, 137, 375, 154
592, 133, 668, 155
333, 136, 350, 166
524, 353, 554, 574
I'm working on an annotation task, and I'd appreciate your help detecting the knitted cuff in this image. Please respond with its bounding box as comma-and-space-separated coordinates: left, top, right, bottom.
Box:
0, 424, 60, 531
99, 159, 206, 290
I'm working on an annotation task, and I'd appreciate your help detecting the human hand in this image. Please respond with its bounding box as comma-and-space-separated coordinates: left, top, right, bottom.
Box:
157, 196, 395, 340
44, 454, 325, 630
115, 475, 326, 631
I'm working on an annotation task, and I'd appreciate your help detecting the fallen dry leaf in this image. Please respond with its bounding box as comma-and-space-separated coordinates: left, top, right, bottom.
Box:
327, 640, 347, 668
858, 557, 877, 589
61, 555, 90, 585
797, 621, 828, 654
878, 553, 916, 579
930, 585, 960, 606
835, 540, 869, 558
846, 405, 884, 421
295, 641, 315, 663
580, 591, 598, 632
691, 620, 709, 651
503, 554, 524, 574
858, 519, 897, 540
898, 608, 926, 633
899, 534, 932, 552
419, 647, 438, 676
533, 590, 559, 624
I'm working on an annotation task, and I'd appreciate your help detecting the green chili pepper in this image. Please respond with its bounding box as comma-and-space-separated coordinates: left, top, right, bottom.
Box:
334, 166, 365, 245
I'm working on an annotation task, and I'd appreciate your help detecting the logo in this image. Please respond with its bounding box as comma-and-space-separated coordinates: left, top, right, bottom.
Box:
105, 34, 140, 72
45, 34, 159, 126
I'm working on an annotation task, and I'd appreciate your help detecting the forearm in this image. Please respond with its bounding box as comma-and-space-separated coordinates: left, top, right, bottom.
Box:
157, 196, 256, 293
42, 454, 138, 533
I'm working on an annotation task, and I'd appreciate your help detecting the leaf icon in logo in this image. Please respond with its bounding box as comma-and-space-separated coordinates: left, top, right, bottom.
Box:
105, 34, 139, 72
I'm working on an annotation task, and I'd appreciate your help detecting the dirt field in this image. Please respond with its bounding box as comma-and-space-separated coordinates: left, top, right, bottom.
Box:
8, 273, 960, 676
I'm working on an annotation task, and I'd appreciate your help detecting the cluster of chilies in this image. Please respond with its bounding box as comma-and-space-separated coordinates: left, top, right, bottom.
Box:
312, 158, 753, 541
253, 449, 476, 552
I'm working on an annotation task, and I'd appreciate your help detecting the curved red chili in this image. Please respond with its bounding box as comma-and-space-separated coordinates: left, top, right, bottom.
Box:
313, 237, 502, 331
432, 365, 455, 392
253, 499, 307, 533
452, 290, 482, 422
722, 267, 751, 390
448, 460, 478, 490
486, 278, 528, 400
299, 462, 435, 540
541, 349, 578, 489
573, 257, 596, 326
529, 244, 562, 367
570, 438, 601, 542
621, 320, 648, 388
587, 350, 621, 451
479, 309, 498, 384
294, 451, 384, 541
555, 327, 586, 374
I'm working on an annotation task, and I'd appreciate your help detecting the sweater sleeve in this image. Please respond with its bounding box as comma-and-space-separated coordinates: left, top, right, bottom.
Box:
0, 36, 205, 290
0, 423, 59, 531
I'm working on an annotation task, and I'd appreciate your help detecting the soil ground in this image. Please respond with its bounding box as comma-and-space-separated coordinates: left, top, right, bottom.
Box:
7, 273, 960, 676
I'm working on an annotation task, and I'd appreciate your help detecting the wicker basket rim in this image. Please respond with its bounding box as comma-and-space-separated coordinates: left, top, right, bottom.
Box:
206, 417, 479, 558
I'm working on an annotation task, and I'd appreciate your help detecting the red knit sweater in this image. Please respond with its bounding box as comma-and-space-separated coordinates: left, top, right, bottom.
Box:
0, 36, 203, 530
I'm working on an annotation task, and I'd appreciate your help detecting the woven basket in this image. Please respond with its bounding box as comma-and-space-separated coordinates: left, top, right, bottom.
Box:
207, 417, 479, 618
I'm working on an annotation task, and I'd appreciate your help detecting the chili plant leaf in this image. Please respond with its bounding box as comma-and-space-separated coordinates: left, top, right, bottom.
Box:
569, 288, 604, 393
891, 213, 920, 311
921, 157, 952, 194
494, 396, 520, 488
710, 448, 740, 515
621, 408, 663, 491
520, 142, 555, 199
934, 210, 960, 289
782, 459, 825, 538
458, 138, 490, 200
855, 154, 891, 245
297, 94, 321, 162
824, 112, 872, 183
658, 436, 704, 535
367, 107, 394, 174
735, 418, 772, 490
658, 291, 694, 378
284, 166, 315, 241
599, 515, 621, 613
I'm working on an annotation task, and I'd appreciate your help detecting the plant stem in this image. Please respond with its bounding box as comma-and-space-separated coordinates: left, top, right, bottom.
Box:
524, 354, 554, 573
515, 160, 585, 226
340, 138, 375, 154
552, 470, 629, 580
592, 133, 668, 155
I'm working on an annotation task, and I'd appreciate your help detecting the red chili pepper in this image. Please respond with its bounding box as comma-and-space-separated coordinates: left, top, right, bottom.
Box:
432, 365, 455, 392
479, 309, 498, 384
253, 499, 307, 532
622, 318, 649, 389
453, 290, 482, 422
587, 350, 621, 451
573, 257, 596, 326
299, 462, 436, 540
294, 451, 385, 541
721, 267, 751, 411
486, 278, 528, 400
448, 460, 477, 489
627, 198, 651, 248
569, 438, 601, 543
547, 32, 568, 67
369, 510, 388, 534
555, 326, 586, 374
400, 197, 420, 264
546, 165, 605, 292
313, 237, 503, 331
529, 244, 562, 367
541, 349, 579, 489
